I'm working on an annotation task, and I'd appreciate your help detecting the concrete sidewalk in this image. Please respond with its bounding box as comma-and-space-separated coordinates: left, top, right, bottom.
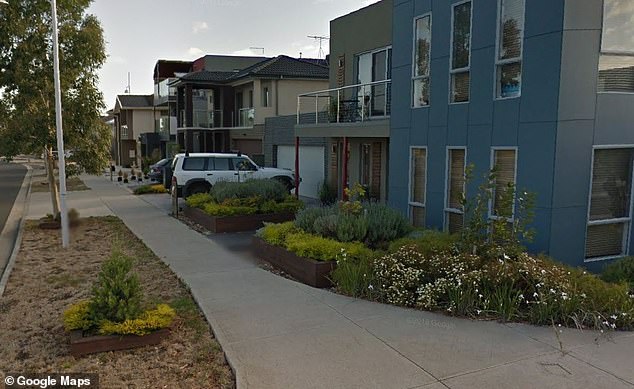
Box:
30, 175, 634, 389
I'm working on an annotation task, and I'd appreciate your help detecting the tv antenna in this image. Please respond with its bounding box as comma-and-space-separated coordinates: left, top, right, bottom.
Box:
249, 47, 265, 55
307, 35, 329, 59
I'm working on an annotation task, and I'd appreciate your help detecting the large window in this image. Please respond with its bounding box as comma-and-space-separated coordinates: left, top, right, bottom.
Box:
354, 47, 392, 117
599, 0, 634, 93
490, 149, 517, 219
413, 14, 432, 108
445, 148, 466, 234
495, 0, 525, 99
450, 1, 472, 103
409, 147, 427, 228
586, 148, 634, 260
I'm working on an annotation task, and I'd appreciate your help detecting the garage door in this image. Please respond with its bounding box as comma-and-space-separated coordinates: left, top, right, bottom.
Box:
277, 145, 325, 199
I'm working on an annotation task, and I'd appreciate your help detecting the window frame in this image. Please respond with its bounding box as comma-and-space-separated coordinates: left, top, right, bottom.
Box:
488, 147, 518, 221
598, 0, 634, 95
584, 145, 634, 262
412, 12, 432, 109
449, 0, 473, 105
444, 146, 467, 233
494, 0, 526, 100
408, 146, 428, 226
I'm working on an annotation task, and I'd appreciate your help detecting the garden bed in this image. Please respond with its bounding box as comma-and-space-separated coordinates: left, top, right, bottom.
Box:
69, 328, 170, 357
252, 237, 336, 288
184, 205, 295, 233
0, 217, 234, 388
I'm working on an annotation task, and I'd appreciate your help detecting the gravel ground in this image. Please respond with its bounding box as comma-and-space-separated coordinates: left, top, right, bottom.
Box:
0, 217, 234, 389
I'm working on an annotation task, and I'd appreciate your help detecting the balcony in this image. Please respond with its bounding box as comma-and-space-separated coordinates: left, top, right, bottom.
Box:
154, 78, 177, 106
295, 80, 391, 138
178, 108, 255, 130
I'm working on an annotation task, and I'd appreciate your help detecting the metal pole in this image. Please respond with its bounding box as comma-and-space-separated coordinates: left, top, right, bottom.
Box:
342, 137, 349, 201
337, 89, 340, 123
50, 0, 69, 248
294, 136, 300, 199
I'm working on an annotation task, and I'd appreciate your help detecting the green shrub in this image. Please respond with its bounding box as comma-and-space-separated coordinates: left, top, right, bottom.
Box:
318, 180, 338, 206
211, 179, 287, 203
388, 230, 458, 257
202, 203, 257, 217
260, 196, 304, 214
258, 222, 299, 246
88, 250, 142, 324
331, 250, 377, 299
295, 206, 333, 233
186, 193, 214, 209
601, 257, 634, 292
335, 213, 368, 243
365, 203, 412, 248
284, 232, 372, 262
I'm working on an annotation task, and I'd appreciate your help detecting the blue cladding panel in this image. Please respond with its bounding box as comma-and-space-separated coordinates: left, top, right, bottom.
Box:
469, 47, 495, 125
492, 98, 520, 146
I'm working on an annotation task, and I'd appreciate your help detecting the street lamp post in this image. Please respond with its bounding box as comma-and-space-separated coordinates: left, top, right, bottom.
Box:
50, 0, 70, 248
0, 0, 69, 247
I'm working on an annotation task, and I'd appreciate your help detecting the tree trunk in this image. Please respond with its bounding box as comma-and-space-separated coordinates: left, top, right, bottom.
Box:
45, 146, 61, 219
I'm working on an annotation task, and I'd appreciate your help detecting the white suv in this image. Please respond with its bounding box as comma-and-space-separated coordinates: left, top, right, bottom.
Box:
171, 153, 297, 198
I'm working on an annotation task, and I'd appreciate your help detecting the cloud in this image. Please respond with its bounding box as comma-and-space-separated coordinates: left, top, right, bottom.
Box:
232, 48, 262, 56
187, 47, 204, 58
192, 21, 209, 34
108, 55, 127, 64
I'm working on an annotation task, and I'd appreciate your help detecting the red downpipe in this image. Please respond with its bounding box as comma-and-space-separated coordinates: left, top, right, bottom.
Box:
294, 136, 300, 198
342, 137, 349, 201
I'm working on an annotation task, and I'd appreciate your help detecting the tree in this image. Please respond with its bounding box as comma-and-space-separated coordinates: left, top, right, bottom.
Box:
0, 0, 109, 217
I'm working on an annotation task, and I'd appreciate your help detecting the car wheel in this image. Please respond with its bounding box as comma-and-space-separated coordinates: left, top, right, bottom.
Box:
186, 183, 210, 198
274, 177, 293, 193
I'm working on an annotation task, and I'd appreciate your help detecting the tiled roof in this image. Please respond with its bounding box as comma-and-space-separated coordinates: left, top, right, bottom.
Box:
232, 55, 329, 79
174, 55, 329, 85
177, 71, 236, 82
117, 94, 153, 108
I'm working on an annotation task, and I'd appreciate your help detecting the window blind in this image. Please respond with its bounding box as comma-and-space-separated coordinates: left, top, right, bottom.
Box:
410, 148, 427, 204
589, 149, 633, 221
493, 149, 516, 217
448, 149, 466, 209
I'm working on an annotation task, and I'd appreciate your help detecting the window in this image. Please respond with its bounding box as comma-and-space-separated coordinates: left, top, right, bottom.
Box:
491, 149, 517, 218
248, 90, 254, 108
585, 148, 634, 260
445, 148, 466, 234
495, 0, 525, 98
354, 47, 392, 118
232, 157, 256, 171
262, 87, 270, 107
413, 14, 432, 107
450, 1, 472, 103
182, 157, 206, 171
409, 147, 427, 227
599, 0, 634, 93
213, 158, 230, 171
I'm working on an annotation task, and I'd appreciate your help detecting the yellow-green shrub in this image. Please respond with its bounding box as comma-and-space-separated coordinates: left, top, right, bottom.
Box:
284, 232, 372, 262
133, 184, 168, 195
203, 203, 257, 217
98, 304, 176, 336
63, 300, 92, 331
186, 193, 214, 208
258, 222, 299, 246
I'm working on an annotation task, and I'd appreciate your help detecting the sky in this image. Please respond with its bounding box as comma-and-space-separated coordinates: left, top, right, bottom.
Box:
87, 0, 380, 110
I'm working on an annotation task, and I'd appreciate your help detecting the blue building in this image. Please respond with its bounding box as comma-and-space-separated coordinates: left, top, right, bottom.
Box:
388, 0, 634, 269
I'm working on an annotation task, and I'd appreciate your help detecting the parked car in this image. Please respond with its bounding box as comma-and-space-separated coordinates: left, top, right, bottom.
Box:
148, 158, 172, 183
171, 152, 297, 198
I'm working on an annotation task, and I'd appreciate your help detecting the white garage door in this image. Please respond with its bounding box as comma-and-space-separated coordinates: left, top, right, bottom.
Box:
277, 145, 325, 199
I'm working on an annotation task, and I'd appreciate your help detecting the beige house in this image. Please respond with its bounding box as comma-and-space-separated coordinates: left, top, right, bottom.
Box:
112, 95, 164, 167
171, 55, 329, 165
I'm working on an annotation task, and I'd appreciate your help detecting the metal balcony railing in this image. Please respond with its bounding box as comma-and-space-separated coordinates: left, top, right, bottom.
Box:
297, 80, 391, 125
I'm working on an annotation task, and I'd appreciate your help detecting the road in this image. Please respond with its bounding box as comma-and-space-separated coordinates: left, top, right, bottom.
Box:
0, 163, 27, 278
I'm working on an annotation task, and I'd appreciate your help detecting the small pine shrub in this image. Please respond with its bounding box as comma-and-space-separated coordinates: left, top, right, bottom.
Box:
88, 250, 142, 324
318, 180, 338, 205
186, 193, 214, 209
